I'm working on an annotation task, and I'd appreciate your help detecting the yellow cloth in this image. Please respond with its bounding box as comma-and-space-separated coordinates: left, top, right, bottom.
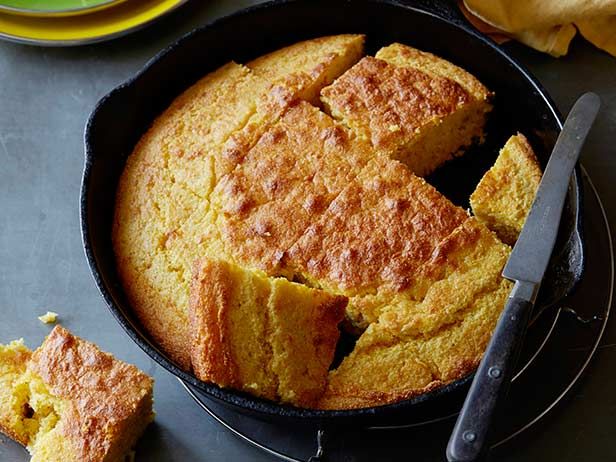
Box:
461, 0, 616, 57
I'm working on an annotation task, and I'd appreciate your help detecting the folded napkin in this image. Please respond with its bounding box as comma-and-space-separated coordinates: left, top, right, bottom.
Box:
459, 0, 616, 57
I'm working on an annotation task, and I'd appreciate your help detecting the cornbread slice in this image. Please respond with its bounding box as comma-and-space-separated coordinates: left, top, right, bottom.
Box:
470, 133, 543, 245
0, 326, 154, 461
321, 44, 492, 176
189, 258, 347, 407
288, 155, 469, 328
114, 36, 366, 368
247, 34, 365, 105
210, 101, 377, 275
0, 339, 32, 446
319, 219, 512, 409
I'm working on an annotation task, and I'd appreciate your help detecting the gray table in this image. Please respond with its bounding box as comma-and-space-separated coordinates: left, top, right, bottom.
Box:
1, 1, 615, 461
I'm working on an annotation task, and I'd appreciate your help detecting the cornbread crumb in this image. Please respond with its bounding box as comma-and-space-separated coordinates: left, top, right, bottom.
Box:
0, 326, 153, 461
37, 312, 58, 324
470, 133, 542, 245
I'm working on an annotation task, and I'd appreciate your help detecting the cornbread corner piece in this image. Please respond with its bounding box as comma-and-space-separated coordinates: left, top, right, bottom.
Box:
321, 43, 492, 176
189, 258, 347, 408
470, 133, 542, 245
288, 155, 469, 328
319, 220, 513, 410
0, 327, 154, 462
247, 34, 365, 105
211, 100, 376, 275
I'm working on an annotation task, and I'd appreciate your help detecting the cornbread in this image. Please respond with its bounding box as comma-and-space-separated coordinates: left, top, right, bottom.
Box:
247, 34, 365, 105
319, 219, 512, 409
113, 35, 509, 409
470, 133, 543, 245
0, 326, 153, 461
211, 100, 376, 275
288, 155, 469, 328
321, 43, 492, 176
189, 258, 347, 408
113, 35, 365, 369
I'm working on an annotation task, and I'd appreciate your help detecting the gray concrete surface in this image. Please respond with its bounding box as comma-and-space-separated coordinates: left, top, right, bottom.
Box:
0, 1, 615, 461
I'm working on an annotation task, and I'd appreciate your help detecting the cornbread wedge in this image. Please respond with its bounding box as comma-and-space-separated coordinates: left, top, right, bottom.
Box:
211, 100, 376, 275
470, 133, 543, 245
113, 36, 365, 368
319, 219, 512, 409
247, 34, 365, 105
288, 155, 469, 328
0, 326, 153, 461
189, 258, 347, 407
321, 43, 492, 176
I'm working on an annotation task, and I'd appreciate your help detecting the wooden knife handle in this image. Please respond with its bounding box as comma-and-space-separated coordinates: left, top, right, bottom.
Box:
446, 296, 534, 462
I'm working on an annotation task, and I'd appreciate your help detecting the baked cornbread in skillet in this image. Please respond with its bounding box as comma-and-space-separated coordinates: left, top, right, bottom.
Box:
319, 219, 512, 409
0, 326, 153, 461
470, 133, 543, 245
113, 35, 507, 409
321, 43, 492, 176
113, 35, 365, 368
189, 258, 347, 408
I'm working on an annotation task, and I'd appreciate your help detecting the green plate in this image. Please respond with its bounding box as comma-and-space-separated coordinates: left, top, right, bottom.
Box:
0, 0, 127, 17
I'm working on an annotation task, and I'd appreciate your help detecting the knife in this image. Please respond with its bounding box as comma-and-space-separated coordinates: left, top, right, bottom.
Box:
446, 92, 601, 462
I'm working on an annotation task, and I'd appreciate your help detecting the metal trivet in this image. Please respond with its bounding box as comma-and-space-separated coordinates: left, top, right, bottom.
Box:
180, 170, 612, 462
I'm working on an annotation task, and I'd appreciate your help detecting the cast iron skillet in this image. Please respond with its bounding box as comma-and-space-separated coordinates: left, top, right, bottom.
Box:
81, 0, 584, 427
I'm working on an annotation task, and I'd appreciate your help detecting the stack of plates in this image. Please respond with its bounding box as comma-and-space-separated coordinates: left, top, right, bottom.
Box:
0, 0, 188, 45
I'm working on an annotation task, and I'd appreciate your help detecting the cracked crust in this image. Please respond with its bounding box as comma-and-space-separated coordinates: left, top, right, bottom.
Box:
288, 155, 469, 327
113, 36, 510, 410
319, 221, 512, 409
211, 100, 376, 276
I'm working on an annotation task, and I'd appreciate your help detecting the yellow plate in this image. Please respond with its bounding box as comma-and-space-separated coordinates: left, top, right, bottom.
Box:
0, 0, 189, 46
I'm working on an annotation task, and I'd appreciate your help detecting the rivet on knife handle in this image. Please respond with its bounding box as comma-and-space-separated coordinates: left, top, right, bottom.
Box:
446, 92, 600, 462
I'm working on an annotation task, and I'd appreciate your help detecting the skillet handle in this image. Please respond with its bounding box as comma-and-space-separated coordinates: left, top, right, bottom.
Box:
446, 295, 534, 462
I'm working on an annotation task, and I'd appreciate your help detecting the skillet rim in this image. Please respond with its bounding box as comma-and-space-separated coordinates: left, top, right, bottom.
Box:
80, 0, 583, 422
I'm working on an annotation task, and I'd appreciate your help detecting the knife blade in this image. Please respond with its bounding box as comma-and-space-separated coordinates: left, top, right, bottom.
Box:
446, 92, 601, 462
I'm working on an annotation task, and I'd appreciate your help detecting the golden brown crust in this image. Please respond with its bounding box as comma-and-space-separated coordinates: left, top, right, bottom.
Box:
114, 36, 367, 368
288, 155, 468, 327
375, 43, 491, 101
189, 258, 242, 389
319, 221, 512, 409
321, 56, 471, 155
28, 326, 154, 462
470, 133, 542, 245
247, 34, 365, 105
211, 101, 375, 275
189, 259, 347, 407
114, 36, 506, 410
